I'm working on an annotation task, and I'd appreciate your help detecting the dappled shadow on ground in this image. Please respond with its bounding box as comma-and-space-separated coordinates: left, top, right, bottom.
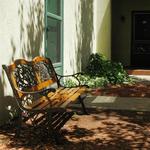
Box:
91, 83, 150, 98
0, 110, 150, 150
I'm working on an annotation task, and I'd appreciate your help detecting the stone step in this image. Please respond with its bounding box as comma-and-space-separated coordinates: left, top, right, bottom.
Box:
126, 69, 150, 75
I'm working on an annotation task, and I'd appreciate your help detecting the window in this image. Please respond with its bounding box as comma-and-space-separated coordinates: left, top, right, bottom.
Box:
45, 0, 63, 73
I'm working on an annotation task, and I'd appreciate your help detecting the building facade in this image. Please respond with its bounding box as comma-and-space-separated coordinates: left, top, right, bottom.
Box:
0, 0, 111, 125
1, 0, 150, 124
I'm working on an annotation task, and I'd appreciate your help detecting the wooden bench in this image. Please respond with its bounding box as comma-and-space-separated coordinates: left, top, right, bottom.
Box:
2, 56, 88, 141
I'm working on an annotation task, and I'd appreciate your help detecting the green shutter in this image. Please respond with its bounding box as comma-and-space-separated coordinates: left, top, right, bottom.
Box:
45, 0, 63, 75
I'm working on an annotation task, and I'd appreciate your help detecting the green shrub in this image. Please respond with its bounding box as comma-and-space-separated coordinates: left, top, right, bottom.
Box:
78, 75, 109, 88
85, 53, 106, 76
85, 53, 130, 84
63, 74, 109, 88
63, 78, 78, 87
64, 53, 132, 88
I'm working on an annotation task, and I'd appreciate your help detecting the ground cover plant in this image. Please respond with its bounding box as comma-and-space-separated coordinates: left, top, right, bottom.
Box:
64, 53, 132, 88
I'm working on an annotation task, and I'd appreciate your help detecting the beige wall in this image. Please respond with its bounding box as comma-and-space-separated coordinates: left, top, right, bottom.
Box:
63, 0, 111, 74
0, 0, 45, 93
0, 0, 111, 125
0, 0, 45, 125
96, 0, 111, 59
0, 0, 97, 125
63, 0, 96, 74
112, 0, 150, 66
63, 0, 80, 74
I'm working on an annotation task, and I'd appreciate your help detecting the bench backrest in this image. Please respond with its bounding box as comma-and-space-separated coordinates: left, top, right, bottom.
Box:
2, 56, 59, 99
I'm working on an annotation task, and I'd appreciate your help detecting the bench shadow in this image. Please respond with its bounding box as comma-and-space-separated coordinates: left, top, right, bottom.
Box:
0, 111, 74, 149
0, 109, 150, 149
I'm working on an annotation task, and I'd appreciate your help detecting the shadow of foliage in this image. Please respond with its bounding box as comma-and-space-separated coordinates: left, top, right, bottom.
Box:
0, 0, 44, 125
18, 0, 44, 58
75, 0, 94, 72
0, 112, 74, 149
62, 125, 95, 139
0, 110, 150, 149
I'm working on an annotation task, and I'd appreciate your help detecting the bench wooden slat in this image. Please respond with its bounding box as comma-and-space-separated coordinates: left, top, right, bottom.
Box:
35, 100, 50, 110
53, 87, 83, 108
47, 88, 79, 107
47, 87, 64, 98
60, 87, 80, 101
58, 87, 87, 108
29, 99, 45, 109
59, 87, 69, 94
24, 86, 87, 110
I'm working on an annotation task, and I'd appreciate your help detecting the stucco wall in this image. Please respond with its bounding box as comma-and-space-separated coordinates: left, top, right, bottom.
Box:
64, 0, 111, 65
63, 0, 96, 74
0, 0, 97, 125
0, 0, 45, 93
96, 0, 111, 59
0, 0, 106, 125
0, 0, 45, 125
112, 0, 150, 66
63, 0, 111, 75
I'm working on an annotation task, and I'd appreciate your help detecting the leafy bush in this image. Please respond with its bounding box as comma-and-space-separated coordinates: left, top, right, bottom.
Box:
63, 74, 109, 88
63, 78, 78, 87
64, 53, 132, 88
85, 53, 130, 84
78, 75, 109, 88
85, 53, 106, 76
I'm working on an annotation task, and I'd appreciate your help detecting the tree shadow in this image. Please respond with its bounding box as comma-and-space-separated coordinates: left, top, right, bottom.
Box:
0, 112, 74, 149
62, 110, 150, 149
18, 0, 44, 58
0, 0, 44, 125
9, 0, 44, 61
0, 110, 150, 149
91, 83, 150, 97
75, 0, 94, 72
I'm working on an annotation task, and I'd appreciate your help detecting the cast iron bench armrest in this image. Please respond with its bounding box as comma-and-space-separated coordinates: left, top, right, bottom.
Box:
14, 87, 56, 112
14, 86, 56, 96
57, 72, 83, 78
57, 72, 84, 87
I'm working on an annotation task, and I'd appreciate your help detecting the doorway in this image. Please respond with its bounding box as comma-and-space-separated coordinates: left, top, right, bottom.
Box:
131, 11, 150, 68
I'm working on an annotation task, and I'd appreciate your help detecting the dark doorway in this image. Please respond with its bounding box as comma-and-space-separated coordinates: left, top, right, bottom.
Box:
131, 11, 150, 68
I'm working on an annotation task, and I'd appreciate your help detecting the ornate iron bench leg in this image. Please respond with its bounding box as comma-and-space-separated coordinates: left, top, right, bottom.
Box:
79, 95, 89, 115
15, 110, 22, 137
47, 111, 59, 143
47, 111, 53, 135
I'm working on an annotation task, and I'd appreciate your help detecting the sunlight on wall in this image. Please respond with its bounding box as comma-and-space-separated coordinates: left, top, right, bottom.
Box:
0, 0, 45, 125
96, 0, 111, 59
63, 0, 111, 74
63, 0, 79, 74
63, 0, 95, 74
0, 0, 45, 95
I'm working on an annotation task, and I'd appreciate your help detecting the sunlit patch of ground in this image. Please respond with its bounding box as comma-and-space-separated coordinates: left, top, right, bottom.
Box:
0, 110, 150, 150
91, 83, 150, 98
63, 111, 150, 150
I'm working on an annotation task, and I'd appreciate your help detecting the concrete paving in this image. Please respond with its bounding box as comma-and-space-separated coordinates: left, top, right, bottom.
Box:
83, 75, 150, 112
83, 95, 150, 112
72, 75, 150, 112
130, 75, 150, 85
